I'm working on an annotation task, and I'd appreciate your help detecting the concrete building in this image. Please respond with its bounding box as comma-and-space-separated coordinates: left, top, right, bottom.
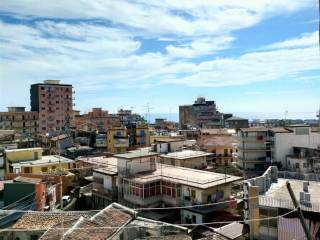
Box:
72, 108, 121, 133
286, 146, 320, 173
225, 116, 249, 130
152, 138, 187, 154
179, 97, 227, 129
244, 166, 320, 240
134, 124, 150, 147
10, 155, 75, 174
236, 126, 320, 171
92, 162, 118, 208
30, 80, 73, 134
88, 149, 241, 224
0, 107, 38, 135
107, 126, 129, 153
4, 147, 42, 172
160, 150, 212, 169
4, 147, 74, 174
118, 108, 145, 126
198, 129, 236, 166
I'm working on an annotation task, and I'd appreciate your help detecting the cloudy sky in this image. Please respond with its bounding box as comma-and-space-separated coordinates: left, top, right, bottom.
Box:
0, 0, 319, 120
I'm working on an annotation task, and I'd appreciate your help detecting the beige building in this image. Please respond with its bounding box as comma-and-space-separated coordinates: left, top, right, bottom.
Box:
198, 129, 236, 166
107, 126, 129, 153
160, 150, 212, 169
0, 107, 38, 135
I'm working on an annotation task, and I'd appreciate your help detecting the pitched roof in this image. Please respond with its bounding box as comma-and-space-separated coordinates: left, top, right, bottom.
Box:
11, 212, 93, 230
40, 203, 135, 240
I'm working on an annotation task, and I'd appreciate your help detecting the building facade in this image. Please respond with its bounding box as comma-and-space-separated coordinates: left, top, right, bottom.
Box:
179, 97, 226, 129
236, 126, 320, 171
30, 80, 73, 134
72, 108, 121, 133
0, 107, 38, 135
107, 126, 129, 153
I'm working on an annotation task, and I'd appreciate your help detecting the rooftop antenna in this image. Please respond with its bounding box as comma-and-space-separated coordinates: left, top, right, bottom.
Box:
144, 102, 153, 123
317, 105, 320, 132
284, 110, 288, 126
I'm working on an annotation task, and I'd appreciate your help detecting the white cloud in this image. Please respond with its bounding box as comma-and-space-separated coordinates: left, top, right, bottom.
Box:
0, 0, 315, 37
166, 36, 234, 58
264, 31, 318, 49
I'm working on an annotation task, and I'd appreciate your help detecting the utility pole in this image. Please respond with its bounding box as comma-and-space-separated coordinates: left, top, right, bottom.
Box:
286, 181, 312, 240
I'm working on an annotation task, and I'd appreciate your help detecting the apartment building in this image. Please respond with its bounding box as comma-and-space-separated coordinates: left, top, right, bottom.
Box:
236, 126, 320, 171
244, 166, 320, 240
198, 129, 236, 166
107, 126, 129, 153
134, 124, 150, 147
286, 146, 320, 173
179, 97, 227, 129
0, 107, 38, 135
5, 147, 74, 174
89, 150, 242, 224
160, 150, 212, 169
72, 108, 121, 133
225, 116, 249, 130
30, 80, 73, 134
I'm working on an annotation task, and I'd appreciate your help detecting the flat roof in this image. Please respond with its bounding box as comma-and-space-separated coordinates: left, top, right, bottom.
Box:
5, 147, 42, 153
125, 164, 242, 189
114, 150, 159, 160
155, 138, 185, 143
12, 155, 74, 167
77, 156, 118, 168
260, 178, 320, 212
161, 150, 212, 160
94, 167, 118, 175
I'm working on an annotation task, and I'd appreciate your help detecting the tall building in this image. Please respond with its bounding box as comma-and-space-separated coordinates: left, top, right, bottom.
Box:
30, 80, 73, 134
179, 97, 227, 129
0, 107, 38, 135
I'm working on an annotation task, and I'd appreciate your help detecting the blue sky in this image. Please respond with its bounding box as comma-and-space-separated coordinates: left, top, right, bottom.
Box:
0, 0, 319, 120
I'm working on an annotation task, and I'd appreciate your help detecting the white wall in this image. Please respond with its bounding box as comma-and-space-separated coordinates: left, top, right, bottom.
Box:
274, 130, 320, 166
117, 156, 156, 176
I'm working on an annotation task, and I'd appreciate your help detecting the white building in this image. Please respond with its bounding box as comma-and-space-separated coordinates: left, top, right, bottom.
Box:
236, 126, 320, 171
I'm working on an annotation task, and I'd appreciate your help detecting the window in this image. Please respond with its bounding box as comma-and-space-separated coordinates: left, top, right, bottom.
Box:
296, 128, 309, 135
41, 167, 48, 172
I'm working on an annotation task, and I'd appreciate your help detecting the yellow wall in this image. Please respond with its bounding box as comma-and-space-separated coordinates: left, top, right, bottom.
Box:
5, 148, 42, 162
21, 162, 71, 174
107, 127, 128, 153
135, 126, 150, 147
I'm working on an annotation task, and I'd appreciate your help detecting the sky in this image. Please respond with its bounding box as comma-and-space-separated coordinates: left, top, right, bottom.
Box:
0, 0, 319, 121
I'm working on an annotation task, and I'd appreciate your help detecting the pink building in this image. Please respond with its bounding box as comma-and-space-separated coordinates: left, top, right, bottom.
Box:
31, 80, 73, 134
